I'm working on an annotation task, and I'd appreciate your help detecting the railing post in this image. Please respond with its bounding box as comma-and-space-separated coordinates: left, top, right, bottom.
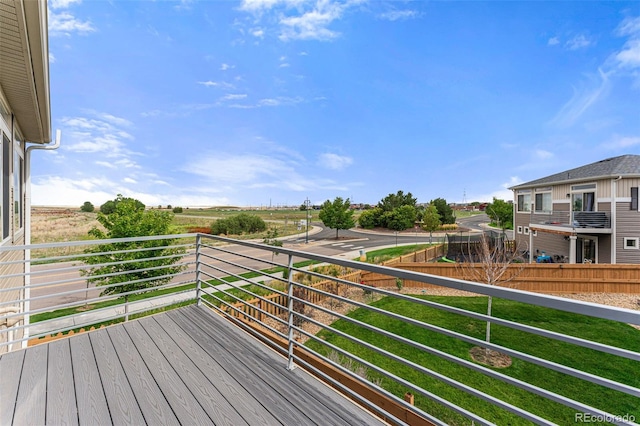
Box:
285, 254, 296, 371
196, 234, 202, 306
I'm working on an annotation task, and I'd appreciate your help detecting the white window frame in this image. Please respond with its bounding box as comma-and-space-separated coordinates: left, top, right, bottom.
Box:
13, 139, 24, 236
517, 226, 523, 234
517, 191, 531, 213
524, 227, 530, 235
534, 188, 552, 214
623, 237, 639, 250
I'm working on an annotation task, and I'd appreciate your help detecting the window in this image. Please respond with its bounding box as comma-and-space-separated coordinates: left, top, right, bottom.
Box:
534, 192, 552, 213
524, 227, 530, 235
571, 183, 596, 212
517, 191, 531, 212
532, 230, 537, 236
517, 226, 523, 234
623, 237, 639, 250
632, 187, 638, 211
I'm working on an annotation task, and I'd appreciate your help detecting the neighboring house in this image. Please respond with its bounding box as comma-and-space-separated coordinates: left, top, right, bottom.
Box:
1, 0, 55, 352
510, 155, 640, 264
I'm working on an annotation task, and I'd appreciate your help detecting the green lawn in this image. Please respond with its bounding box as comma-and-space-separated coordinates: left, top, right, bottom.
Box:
307, 296, 640, 425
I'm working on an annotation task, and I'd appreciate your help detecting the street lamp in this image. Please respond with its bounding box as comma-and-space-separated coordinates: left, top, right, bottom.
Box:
305, 197, 310, 244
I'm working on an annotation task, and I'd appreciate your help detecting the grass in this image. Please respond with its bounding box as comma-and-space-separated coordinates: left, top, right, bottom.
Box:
360, 244, 434, 263
306, 295, 640, 425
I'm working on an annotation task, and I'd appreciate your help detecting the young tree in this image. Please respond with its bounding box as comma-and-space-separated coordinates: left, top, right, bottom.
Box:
458, 233, 526, 358
83, 195, 186, 306
80, 201, 94, 213
319, 197, 355, 239
421, 204, 441, 243
485, 198, 513, 230
262, 227, 283, 262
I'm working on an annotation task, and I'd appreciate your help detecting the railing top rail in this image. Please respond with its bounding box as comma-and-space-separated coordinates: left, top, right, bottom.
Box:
0, 233, 198, 252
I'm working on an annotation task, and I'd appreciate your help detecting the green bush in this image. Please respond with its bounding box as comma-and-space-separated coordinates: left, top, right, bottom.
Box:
172, 207, 183, 213
80, 201, 94, 212
211, 213, 267, 235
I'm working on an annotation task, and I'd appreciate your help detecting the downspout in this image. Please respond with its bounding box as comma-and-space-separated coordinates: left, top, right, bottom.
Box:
22, 129, 61, 348
611, 176, 621, 264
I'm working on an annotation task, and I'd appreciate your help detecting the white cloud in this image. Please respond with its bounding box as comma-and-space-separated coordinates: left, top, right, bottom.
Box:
549, 68, 610, 127
49, 52, 56, 63
49, 11, 96, 37
547, 37, 559, 46
604, 135, 640, 149
220, 63, 235, 71
220, 93, 248, 101
616, 16, 640, 37
534, 150, 554, 160
565, 34, 592, 50
123, 177, 137, 184
378, 10, 418, 22
251, 28, 265, 38
615, 38, 640, 69
317, 153, 353, 170
257, 96, 302, 106
240, 0, 359, 42
50, 0, 82, 9
198, 80, 235, 89
279, 63, 290, 68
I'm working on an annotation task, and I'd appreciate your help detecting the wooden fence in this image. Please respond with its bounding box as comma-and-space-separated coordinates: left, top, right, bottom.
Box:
361, 263, 640, 294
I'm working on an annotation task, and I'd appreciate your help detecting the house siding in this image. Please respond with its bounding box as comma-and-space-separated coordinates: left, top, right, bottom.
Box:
615, 203, 640, 264
530, 232, 569, 261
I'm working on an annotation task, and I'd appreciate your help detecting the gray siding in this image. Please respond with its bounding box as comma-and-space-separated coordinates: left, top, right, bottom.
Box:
615, 202, 640, 264
530, 232, 570, 261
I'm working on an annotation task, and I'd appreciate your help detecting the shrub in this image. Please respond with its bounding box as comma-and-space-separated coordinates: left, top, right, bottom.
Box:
211, 213, 267, 235
80, 201, 94, 212
172, 207, 183, 213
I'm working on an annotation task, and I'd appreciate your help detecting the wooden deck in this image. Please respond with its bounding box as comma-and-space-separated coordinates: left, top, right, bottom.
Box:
0, 305, 387, 425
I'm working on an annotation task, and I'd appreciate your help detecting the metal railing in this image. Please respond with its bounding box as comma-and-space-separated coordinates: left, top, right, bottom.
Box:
531, 211, 611, 229
0, 233, 638, 425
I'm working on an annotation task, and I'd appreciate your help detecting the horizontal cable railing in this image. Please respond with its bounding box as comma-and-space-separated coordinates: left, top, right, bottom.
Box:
1, 233, 638, 425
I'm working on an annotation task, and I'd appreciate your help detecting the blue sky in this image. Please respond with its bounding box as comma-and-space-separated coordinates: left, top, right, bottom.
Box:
35, 0, 640, 208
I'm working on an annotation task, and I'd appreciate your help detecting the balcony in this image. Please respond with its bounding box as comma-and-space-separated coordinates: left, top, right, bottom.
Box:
530, 211, 612, 234
1, 234, 639, 425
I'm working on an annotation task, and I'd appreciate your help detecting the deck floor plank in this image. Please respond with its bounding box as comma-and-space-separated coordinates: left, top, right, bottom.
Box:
122, 320, 214, 425
106, 325, 180, 426
90, 329, 146, 426
183, 306, 383, 426
69, 334, 111, 425
189, 307, 385, 425
139, 315, 253, 426
170, 308, 310, 424
0, 349, 24, 425
46, 339, 79, 426
13, 344, 47, 425
156, 312, 280, 425
1, 305, 389, 426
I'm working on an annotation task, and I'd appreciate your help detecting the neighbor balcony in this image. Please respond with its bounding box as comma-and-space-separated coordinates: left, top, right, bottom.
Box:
0, 234, 638, 425
529, 211, 612, 234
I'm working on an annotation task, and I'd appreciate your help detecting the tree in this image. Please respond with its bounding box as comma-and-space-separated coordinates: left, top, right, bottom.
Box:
80, 201, 94, 213
431, 198, 455, 224
378, 190, 417, 212
100, 195, 144, 215
458, 232, 526, 361
358, 207, 382, 229
421, 204, 441, 243
485, 198, 513, 230
262, 227, 283, 262
383, 205, 417, 232
319, 197, 355, 239
172, 206, 183, 213
83, 195, 186, 307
